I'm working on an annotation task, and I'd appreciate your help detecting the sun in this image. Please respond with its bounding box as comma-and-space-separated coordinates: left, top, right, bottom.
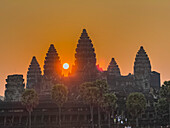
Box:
63, 63, 69, 70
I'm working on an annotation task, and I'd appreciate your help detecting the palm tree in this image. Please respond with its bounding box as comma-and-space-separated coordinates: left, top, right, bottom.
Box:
96, 94, 104, 128
51, 84, 68, 127
94, 80, 108, 93
126, 92, 146, 127
21, 89, 39, 128
156, 98, 169, 126
94, 80, 108, 128
159, 81, 170, 125
80, 82, 100, 128
160, 81, 170, 98
104, 92, 117, 128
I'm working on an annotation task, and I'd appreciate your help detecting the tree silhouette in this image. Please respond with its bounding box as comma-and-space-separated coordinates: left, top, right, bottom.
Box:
51, 84, 68, 127
94, 80, 108, 128
159, 81, 170, 125
126, 92, 146, 127
104, 92, 117, 128
21, 89, 39, 128
80, 82, 100, 128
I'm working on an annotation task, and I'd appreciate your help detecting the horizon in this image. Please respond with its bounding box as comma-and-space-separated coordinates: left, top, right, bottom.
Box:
1, 0, 170, 96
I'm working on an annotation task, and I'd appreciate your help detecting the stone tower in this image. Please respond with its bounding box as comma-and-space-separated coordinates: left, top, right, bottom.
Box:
5, 75, 25, 102
39, 44, 62, 102
72, 29, 97, 82
27, 56, 42, 93
107, 58, 121, 76
134, 46, 151, 92
43, 44, 62, 81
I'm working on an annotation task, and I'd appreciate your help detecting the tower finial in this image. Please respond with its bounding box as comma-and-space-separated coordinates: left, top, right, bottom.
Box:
111, 58, 115, 62
83, 29, 87, 33
50, 44, 54, 47
31, 56, 39, 65
80, 29, 89, 39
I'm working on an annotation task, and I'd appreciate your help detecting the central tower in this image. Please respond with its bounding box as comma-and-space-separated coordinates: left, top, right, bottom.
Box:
134, 46, 151, 92
71, 29, 98, 82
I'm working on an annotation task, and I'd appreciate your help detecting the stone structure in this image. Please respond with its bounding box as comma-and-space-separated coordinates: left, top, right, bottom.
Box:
27, 44, 62, 102
1, 29, 161, 127
107, 46, 160, 95
44, 44, 62, 81
107, 58, 121, 77
5, 75, 25, 102
27, 56, 42, 93
71, 29, 98, 83
134, 46, 152, 93
43, 44, 62, 97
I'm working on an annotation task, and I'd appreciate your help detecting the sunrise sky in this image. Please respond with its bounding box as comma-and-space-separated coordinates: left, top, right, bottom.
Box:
0, 0, 170, 96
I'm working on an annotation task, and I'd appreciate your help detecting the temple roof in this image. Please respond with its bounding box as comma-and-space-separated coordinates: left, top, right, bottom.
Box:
80, 29, 89, 39
134, 46, 151, 74
27, 56, 42, 88
107, 58, 121, 76
71, 29, 97, 81
43, 44, 61, 79
27, 56, 42, 76
74, 29, 96, 70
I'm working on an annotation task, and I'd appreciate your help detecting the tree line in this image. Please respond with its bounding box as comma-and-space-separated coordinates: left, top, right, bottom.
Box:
21, 80, 170, 128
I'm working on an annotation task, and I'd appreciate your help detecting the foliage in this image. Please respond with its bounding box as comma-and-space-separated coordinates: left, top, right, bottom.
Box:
156, 98, 169, 125
80, 82, 100, 106
21, 89, 39, 112
104, 92, 117, 111
21, 89, 39, 128
80, 82, 94, 95
80, 80, 109, 106
126, 92, 146, 118
160, 81, 170, 99
103, 92, 117, 128
80, 81, 102, 128
51, 84, 68, 107
93, 80, 108, 93
51, 84, 68, 127
156, 98, 168, 115
157, 81, 170, 125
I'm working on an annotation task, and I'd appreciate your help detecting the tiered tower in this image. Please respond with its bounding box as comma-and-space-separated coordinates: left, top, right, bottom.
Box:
44, 44, 62, 81
72, 29, 98, 82
107, 58, 121, 76
5, 75, 25, 102
134, 46, 151, 92
39, 44, 62, 102
27, 56, 42, 93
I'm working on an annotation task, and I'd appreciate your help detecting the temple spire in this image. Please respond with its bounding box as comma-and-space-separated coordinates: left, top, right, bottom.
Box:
134, 46, 151, 92
80, 29, 89, 39
27, 56, 42, 92
107, 58, 121, 76
134, 46, 151, 75
30, 56, 40, 67
43, 44, 62, 80
72, 29, 97, 81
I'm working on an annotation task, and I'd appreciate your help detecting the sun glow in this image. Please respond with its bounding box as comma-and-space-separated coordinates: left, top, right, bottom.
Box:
63, 63, 69, 70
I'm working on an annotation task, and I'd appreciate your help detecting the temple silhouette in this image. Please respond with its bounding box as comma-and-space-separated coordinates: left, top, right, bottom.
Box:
0, 29, 160, 127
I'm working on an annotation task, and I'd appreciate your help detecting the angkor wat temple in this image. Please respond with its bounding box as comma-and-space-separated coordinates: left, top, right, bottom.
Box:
0, 29, 160, 128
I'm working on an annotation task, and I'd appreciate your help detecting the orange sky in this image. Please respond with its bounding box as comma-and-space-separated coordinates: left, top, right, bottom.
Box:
0, 0, 170, 96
